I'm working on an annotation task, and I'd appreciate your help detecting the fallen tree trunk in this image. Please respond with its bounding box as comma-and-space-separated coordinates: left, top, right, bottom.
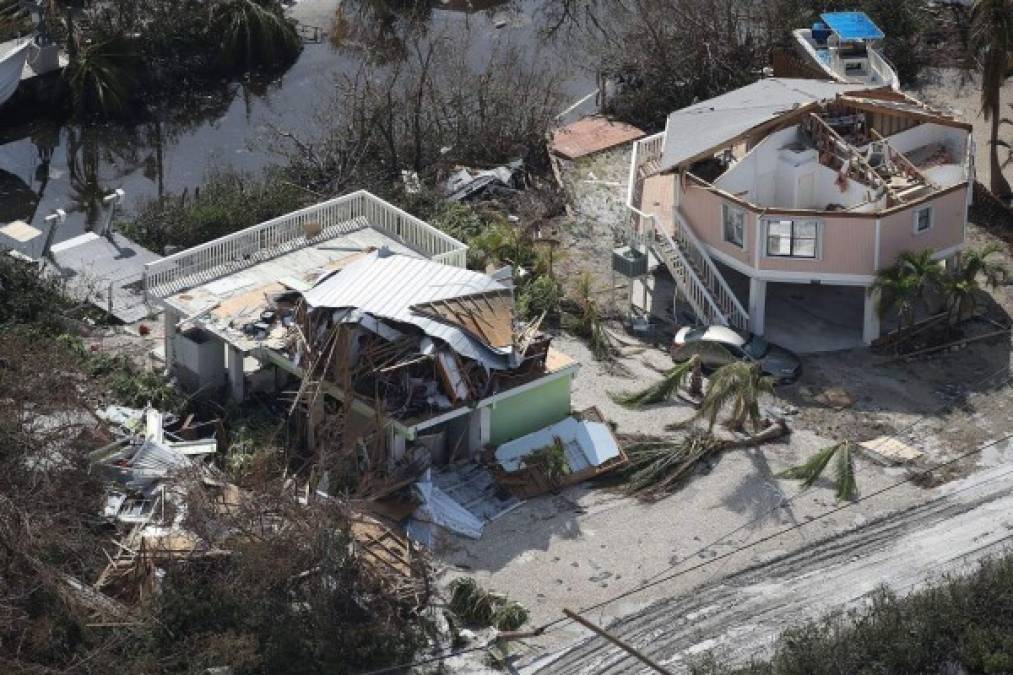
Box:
624, 418, 790, 500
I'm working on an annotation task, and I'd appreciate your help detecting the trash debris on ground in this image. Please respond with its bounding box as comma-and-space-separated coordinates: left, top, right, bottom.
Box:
858, 436, 924, 465
492, 407, 628, 498
440, 159, 524, 201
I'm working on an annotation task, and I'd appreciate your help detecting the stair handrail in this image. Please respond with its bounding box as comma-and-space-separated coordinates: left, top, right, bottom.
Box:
673, 206, 749, 327
653, 221, 726, 325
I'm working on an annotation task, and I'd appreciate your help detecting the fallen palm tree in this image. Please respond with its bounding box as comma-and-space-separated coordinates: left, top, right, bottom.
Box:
778, 440, 857, 500
448, 577, 529, 631
609, 355, 703, 408
621, 419, 789, 500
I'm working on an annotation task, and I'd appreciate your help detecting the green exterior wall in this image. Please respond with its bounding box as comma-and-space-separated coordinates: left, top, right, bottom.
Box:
489, 374, 572, 446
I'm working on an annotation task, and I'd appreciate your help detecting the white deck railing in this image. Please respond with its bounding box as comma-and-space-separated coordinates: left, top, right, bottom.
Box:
143, 190, 467, 300
624, 131, 749, 330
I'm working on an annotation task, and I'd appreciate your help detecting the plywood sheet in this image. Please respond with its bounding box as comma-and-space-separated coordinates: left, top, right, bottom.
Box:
410, 288, 515, 349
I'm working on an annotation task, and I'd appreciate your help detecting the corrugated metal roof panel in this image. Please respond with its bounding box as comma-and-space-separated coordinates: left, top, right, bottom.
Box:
303, 250, 513, 368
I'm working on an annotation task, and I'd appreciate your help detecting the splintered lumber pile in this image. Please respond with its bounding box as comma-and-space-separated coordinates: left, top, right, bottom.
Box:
349, 515, 429, 609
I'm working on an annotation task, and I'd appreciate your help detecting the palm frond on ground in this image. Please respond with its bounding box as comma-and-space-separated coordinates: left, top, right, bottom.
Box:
696, 360, 773, 432
778, 440, 857, 500
609, 355, 701, 408
622, 420, 789, 500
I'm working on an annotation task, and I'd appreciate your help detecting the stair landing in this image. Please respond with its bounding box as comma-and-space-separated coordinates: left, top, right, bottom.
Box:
641, 173, 675, 233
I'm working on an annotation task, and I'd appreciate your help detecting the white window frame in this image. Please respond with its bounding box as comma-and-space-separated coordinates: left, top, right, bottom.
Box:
913, 205, 933, 234
721, 202, 746, 249
762, 217, 821, 260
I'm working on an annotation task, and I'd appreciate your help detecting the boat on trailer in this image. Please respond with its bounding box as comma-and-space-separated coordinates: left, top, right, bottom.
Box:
792, 12, 899, 90
0, 39, 32, 107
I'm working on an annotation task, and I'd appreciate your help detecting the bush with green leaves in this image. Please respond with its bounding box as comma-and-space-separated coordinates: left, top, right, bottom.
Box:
120, 168, 305, 253
0, 255, 70, 332
691, 553, 1013, 674
57, 333, 182, 410
449, 577, 529, 631
517, 274, 562, 321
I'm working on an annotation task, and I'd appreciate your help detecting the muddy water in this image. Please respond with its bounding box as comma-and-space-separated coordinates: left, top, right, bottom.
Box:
0, 0, 592, 252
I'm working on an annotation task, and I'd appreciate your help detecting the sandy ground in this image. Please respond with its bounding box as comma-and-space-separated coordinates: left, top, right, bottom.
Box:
553, 146, 632, 306
536, 457, 1013, 673
431, 71, 1013, 671
432, 335, 937, 667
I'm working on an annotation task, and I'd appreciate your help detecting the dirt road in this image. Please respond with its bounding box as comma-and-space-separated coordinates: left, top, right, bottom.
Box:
528, 446, 1013, 674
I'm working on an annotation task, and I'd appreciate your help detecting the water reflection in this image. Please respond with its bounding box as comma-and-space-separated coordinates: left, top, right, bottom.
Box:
0, 0, 588, 248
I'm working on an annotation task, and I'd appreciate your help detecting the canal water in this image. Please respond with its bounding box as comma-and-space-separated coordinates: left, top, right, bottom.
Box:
0, 0, 593, 252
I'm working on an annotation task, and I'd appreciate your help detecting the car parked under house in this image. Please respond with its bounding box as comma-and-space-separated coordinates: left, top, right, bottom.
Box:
620, 78, 973, 351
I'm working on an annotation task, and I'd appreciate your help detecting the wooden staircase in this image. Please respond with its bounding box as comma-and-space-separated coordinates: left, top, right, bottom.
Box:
627, 133, 749, 331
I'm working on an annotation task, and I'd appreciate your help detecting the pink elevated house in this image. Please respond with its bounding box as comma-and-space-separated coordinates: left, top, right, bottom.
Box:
623, 78, 973, 349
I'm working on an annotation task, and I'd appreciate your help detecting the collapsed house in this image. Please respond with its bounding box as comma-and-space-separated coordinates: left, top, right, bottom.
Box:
621, 79, 973, 350
143, 191, 582, 478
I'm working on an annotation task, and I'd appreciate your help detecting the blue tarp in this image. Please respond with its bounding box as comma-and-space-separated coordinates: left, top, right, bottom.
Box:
820, 12, 885, 41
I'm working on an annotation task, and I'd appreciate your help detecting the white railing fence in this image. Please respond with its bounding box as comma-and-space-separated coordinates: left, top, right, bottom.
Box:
653, 222, 726, 326
673, 208, 749, 329
623, 130, 749, 330
143, 190, 467, 300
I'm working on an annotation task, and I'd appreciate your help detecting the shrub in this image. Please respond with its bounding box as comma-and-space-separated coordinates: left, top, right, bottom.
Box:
448, 577, 529, 631
517, 274, 562, 321
120, 168, 305, 253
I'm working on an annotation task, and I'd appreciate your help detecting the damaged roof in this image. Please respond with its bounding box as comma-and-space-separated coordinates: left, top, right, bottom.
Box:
303, 249, 515, 368
658, 78, 870, 172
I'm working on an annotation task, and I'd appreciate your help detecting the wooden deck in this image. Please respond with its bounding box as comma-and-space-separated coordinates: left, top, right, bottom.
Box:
640, 173, 675, 232
49, 232, 161, 323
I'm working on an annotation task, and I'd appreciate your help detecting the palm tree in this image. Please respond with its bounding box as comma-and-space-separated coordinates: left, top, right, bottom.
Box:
942, 243, 1008, 323
960, 242, 1009, 288
778, 440, 857, 501
213, 0, 301, 72
971, 0, 1013, 200
696, 360, 774, 433
872, 249, 945, 330
65, 35, 135, 115
610, 355, 703, 408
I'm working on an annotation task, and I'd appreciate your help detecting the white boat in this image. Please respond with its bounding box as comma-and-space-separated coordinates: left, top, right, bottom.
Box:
0, 39, 32, 107
792, 12, 899, 91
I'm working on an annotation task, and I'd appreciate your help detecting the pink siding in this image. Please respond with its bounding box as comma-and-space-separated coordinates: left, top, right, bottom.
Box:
679, 181, 752, 265
758, 215, 877, 275
878, 186, 967, 267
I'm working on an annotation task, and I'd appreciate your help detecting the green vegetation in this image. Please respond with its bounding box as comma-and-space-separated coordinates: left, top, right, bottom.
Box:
449, 577, 529, 631
68, 0, 301, 115
120, 167, 305, 253
563, 272, 617, 361
691, 553, 1013, 674
522, 436, 570, 484
57, 333, 182, 410
213, 0, 302, 71
874, 246, 1008, 332
695, 361, 774, 433
778, 440, 857, 501
65, 35, 137, 114
610, 355, 703, 408
0, 255, 70, 332
942, 242, 1008, 324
